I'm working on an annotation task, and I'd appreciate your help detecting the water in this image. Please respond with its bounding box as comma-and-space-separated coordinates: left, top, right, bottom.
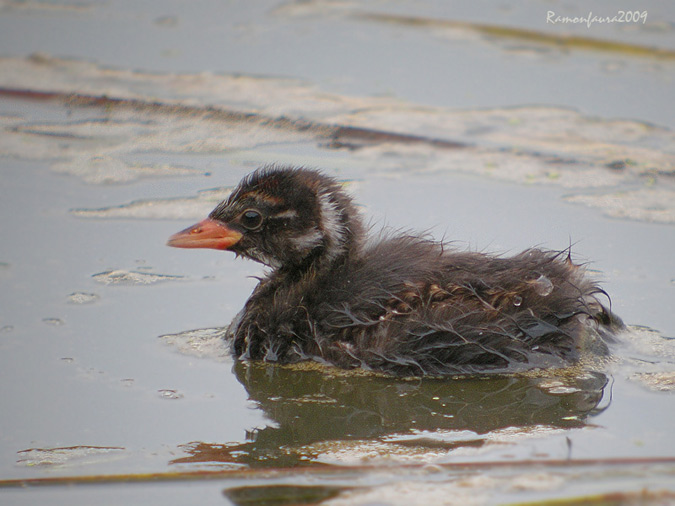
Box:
0, 1, 674, 504
531, 275, 554, 297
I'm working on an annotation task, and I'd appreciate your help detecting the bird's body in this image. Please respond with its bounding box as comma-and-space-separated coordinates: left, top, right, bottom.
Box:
168, 166, 619, 376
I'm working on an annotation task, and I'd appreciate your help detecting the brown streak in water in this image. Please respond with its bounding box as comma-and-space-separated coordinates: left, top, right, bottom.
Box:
0, 87, 467, 151
356, 12, 675, 60
1, 456, 674, 488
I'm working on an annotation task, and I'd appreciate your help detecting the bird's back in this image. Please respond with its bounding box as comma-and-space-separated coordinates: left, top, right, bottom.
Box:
308, 237, 617, 375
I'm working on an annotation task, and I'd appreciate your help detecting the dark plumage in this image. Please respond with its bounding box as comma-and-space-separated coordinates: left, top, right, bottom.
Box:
168, 166, 620, 376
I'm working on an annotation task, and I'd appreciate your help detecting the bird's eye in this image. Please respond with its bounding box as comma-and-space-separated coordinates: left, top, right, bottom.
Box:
240, 209, 263, 230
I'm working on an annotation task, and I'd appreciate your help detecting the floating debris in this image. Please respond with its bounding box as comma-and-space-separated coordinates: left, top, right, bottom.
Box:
92, 269, 183, 285
565, 187, 675, 224
622, 326, 675, 362
72, 188, 232, 220
307, 425, 569, 467
0, 55, 673, 223
631, 372, 675, 392
67, 292, 100, 304
159, 327, 230, 361
42, 317, 64, 326
16, 445, 125, 467
158, 389, 184, 400
325, 474, 561, 506
52, 155, 204, 185
538, 380, 582, 395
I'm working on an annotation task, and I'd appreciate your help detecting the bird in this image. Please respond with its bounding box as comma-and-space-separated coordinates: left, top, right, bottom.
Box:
167, 165, 620, 376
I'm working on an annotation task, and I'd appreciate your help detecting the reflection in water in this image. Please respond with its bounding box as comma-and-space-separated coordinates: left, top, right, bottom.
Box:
172, 362, 609, 468
223, 485, 344, 506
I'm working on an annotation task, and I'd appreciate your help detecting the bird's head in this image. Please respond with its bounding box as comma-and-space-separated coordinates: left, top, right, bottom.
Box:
167, 166, 362, 269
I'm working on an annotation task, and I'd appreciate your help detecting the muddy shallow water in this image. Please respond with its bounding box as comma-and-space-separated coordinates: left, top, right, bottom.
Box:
1, 1, 674, 505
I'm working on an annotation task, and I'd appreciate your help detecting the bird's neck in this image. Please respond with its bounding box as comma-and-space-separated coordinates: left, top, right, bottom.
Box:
279, 234, 357, 284
314, 188, 356, 263
277, 190, 364, 280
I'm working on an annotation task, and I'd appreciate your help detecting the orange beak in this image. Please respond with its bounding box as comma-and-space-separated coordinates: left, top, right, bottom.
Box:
167, 218, 242, 250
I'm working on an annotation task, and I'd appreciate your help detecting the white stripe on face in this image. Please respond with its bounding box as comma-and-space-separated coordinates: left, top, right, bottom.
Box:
292, 228, 323, 252
316, 189, 346, 260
